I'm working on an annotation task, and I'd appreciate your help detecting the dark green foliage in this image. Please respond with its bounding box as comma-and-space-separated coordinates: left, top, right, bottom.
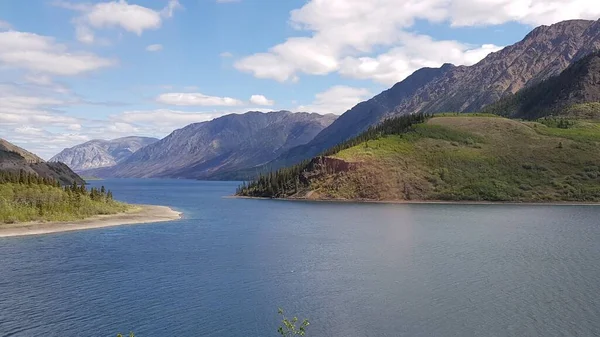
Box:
237, 113, 430, 197
0, 170, 123, 223
0, 170, 59, 186
278, 308, 309, 337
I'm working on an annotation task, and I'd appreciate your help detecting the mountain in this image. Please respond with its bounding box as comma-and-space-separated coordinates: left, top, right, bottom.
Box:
238, 115, 600, 202
88, 111, 337, 179
484, 51, 600, 119
264, 19, 600, 171
51, 136, 158, 172
0, 139, 85, 185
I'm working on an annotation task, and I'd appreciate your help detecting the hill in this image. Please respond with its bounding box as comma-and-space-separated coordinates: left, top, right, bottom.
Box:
0, 139, 85, 186
51, 136, 158, 172
258, 19, 600, 173
90, 111, 337, 179
484, 51, 600, 119
238, 115, 600, 202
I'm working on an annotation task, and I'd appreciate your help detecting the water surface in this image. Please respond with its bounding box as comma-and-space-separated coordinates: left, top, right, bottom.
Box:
1, 179, 599, 336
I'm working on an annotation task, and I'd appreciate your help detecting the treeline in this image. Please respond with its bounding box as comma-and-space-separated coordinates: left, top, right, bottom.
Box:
0, 170, 127, 223
0, 170, 60, 186
237, 113, 430, 197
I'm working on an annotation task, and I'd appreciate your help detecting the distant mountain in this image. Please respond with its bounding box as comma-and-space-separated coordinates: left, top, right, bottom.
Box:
264, 19, 600, 171
484, 51, 600, 119
51, 136, 158, 171
0, 139, 85, 185
88, 111, 337, 179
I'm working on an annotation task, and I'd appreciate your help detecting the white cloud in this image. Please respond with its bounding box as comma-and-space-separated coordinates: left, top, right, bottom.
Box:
0, 31, 115, 76
55, 0, 181, 43
448, 0, 600, 27
235, 0, 598, 84
23, 74, 71, 94
298, 85, 371, 115
340, 34, 502, 85
161, 0, 182, 18
156, 92, 244, 106
111, 109, 227, 129
146, 44, 163, 52
220, 51, 233, 58
0, 20, 11, 30
6, 126, 90, 160
249, 94, 275, 106
75, 25, 95, 44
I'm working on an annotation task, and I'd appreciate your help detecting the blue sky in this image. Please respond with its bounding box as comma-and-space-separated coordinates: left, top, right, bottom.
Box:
0, 0, 598, 158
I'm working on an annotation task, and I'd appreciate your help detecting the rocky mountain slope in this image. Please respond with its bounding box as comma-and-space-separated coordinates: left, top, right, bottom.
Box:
1, 139, 85, 185
88, 111, 337, 179
51, 136, 158, 172
265, 19, 600, 171
239, 115, 600, 202
484, 51, 600, 119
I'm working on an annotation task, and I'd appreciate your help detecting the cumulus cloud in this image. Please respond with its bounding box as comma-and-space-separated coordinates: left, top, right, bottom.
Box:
146, 44, 163, 52
55, 0, 181, 43
235, 0, 599, 84
156, 92, 244, 106
0, 31, 115, 75
298, 85, 371, 115
340, 34, 502, 85
249, 94, 274, 106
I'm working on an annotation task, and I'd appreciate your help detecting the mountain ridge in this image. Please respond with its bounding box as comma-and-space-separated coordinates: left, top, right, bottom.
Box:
254, 19, 600, 175
484, 50, 600, 118
51, 136, 159, 172
86, 110, 337, 179
1, 139, 85, 185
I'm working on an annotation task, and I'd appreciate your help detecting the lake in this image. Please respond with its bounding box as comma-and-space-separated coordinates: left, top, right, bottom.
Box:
1, 179, 600, 336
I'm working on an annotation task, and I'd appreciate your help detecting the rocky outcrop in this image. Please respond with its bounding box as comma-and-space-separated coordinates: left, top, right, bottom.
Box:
300, 156, 359, 184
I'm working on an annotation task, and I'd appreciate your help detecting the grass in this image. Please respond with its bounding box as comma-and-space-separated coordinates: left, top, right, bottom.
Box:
0, 183, 131, 224
305, 116, 600, 202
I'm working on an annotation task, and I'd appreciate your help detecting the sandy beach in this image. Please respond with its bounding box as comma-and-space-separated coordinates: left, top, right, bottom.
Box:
0, 205, 182, 238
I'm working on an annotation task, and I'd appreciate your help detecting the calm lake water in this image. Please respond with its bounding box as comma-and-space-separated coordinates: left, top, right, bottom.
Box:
1, 179, 600, 337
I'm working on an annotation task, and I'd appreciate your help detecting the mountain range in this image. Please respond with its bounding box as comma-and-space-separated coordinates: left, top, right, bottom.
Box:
237, 50, 600, 201
0, 139, 84, 185
81, 111, 336, 179
264, 19, 600, 170
50, 136, 158, 172
52, 19, 600, 181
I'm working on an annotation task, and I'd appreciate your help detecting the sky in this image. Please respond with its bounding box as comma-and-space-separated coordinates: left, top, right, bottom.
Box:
0, 0, 599, 159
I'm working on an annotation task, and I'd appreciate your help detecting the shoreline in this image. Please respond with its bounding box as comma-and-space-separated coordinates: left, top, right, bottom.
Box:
230, 195, 600, 206
0, 205, 182, 238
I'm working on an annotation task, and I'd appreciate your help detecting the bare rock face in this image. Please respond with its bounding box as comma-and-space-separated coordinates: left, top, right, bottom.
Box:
50, 137, 158, 172
268, 19, 600, 170
391, 19, 600, 116
484, 50, 600, 118
0, 139, 84, 185
89, 111, 337, 179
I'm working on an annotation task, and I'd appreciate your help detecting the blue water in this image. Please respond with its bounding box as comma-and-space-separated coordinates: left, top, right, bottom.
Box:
1, 179, 600, 337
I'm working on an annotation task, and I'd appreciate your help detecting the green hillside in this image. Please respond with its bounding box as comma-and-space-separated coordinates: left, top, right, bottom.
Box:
238, 115, 600, 202
0, 171, 130, 224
